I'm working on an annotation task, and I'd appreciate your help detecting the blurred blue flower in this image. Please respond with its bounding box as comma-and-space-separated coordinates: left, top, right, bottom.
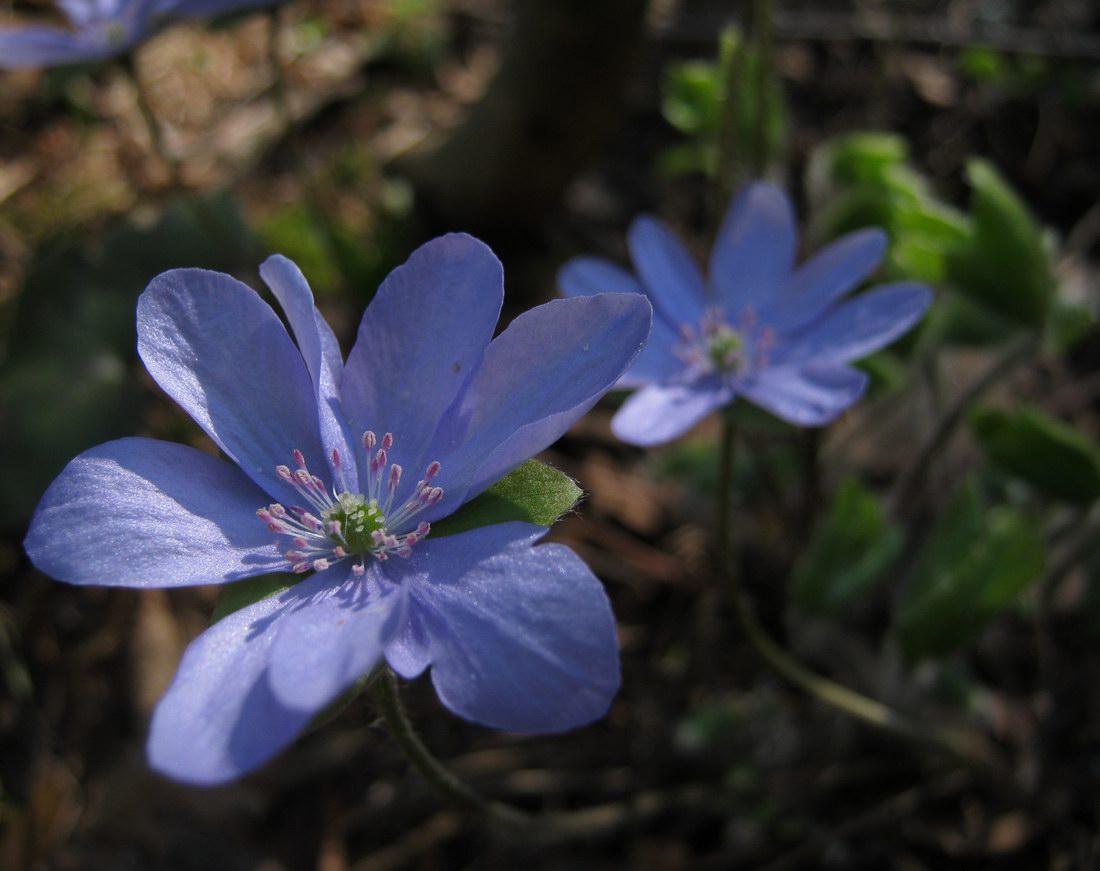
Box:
0, 0, 278, 69
560, 181, 932, 445
26, 234, 651, 784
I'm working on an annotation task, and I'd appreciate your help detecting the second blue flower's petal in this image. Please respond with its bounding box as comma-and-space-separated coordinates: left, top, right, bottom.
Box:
25, 438, 288, 588
628, 216, 708, 326
137, 268, 328, 504
147, 592, 313, 785
709, 182, 797, 315
342, 234, 503, 485
427, 293, 651, 509
771, 282, 932, 366
737, 364, 869, 426
611, 379, 733, 446
766, 228, 888, 332
386, 523, 620, 733
558, 257, 646, 298
266, 564, 407, 711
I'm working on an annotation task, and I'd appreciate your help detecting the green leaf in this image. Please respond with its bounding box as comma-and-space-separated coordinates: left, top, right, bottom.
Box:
662, 60, 722, 136
429, 459, 582, 538
211, 573, 296, 624
970, 405, 1100, 504
821, 132, 910, 187
898, 482, 1045, 659
946, 159, 1056, 325
793, 477, 903, 615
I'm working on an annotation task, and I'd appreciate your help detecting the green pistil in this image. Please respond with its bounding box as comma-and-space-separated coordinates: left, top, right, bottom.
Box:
326, 494, 387, 553
708, 327, 743, 371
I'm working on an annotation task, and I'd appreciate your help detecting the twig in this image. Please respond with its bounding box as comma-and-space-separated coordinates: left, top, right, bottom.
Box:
756, 771, 972, 871
120, 53, 182, 188
888, 331, 1040, 517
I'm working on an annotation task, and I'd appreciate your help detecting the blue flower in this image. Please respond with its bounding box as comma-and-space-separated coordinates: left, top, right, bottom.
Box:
25, 234, 651, 785
0, 0, 278, 69
559, 182, 932, 446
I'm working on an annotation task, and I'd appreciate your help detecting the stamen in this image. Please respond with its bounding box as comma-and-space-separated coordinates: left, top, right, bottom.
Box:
260, 439, 442, 572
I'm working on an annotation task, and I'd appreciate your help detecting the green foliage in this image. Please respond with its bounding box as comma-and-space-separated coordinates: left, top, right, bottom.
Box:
807, 133, 968, 286
210, 461, 583, 623
898, 481, 1046, 659
430, 459, 583, 538
945, 159, 1056, 326
658, 26, 787, 179
793, 478, 903, 615
971, 405, 1100, 504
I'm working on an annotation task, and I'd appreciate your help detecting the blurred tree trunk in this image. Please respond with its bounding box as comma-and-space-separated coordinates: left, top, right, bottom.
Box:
399, 0, 650, 234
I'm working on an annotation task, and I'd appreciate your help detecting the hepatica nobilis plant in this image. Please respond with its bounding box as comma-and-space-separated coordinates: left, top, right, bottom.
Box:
25, 234, 651, 785
560, 182, 932, 445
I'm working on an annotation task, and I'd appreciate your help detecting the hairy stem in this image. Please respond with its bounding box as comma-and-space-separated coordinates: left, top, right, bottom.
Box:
371, 669, 531, 828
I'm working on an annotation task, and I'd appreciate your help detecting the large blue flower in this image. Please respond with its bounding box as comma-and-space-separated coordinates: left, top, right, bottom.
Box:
0, 0, 279, 69
25, 234, 651, 785
560, 182, 932, 446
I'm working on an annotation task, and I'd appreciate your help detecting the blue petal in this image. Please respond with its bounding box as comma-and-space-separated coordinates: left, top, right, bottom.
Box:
266, 563, 407, 711
0, 26, 116, 69
611, 378, 732, 446
147, 591, 313, 785
772, 282, 932, 366
709, 182, 797, 315
617, 315, 683, 389
137, 268, 327, 506
154, 0, 276, 17
737, 364, 869, 426
260, 255, 358, 490
342, 234, 503, 491
558, 256, 681, 388
25, 438, 288, 588
627, 216, 707, 326
766, 228, 888, 332
426, 293, 651, 511
384, 523, 620, 733
558, 257, 646, 298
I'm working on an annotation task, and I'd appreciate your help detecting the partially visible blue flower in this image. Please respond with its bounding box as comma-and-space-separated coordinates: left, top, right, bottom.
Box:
0, 0, 278, 69
559, 181, 932, 446
25, 234, 652, 785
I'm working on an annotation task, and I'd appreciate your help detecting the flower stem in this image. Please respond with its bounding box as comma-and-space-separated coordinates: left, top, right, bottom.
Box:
371, 668, 531, 828
716, 418, 1000, 771
750, 0, 775, 177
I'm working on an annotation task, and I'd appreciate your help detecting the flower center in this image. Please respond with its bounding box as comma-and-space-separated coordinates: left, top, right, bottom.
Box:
676, 306, 776, 378
257, 432, 443, 576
